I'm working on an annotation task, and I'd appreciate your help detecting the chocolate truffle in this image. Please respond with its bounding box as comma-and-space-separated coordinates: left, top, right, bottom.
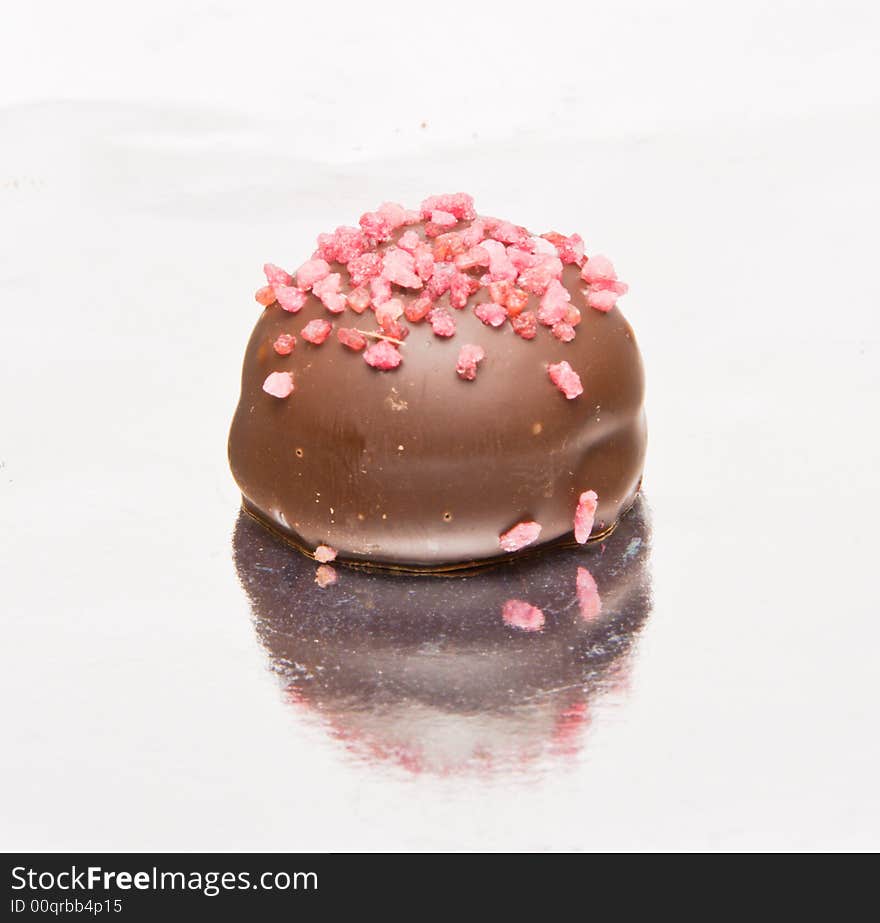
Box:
229, 194, 646, 571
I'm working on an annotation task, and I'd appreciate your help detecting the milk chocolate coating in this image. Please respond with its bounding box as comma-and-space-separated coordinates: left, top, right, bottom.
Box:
229, 232, 647, 570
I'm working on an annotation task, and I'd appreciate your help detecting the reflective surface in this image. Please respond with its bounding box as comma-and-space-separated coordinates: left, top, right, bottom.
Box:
3, 61, 880, 847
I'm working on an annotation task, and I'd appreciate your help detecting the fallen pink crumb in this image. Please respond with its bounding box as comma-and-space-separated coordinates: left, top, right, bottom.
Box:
273, 333, 296, 355
456, 343, 485, 381
502, 599, 546, 632
574, 489, 598, 544
262, 371, 294, 399
314, 544, 338, 563
337, 327, 367, 351
499, 520, 543, 552
363, 339, 403, 370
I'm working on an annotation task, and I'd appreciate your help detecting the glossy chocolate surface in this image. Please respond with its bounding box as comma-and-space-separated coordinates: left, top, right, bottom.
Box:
229, 224, 647, 569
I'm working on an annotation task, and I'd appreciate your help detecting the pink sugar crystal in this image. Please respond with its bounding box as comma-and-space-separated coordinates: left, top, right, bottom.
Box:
449, 272, 479, 309
377, 201, 416, 229
491, 220, 530, 247
397, 230, 422, 253
405, 292, 434, 323
263, 263, 292, 286
455, 245, 490, 271
537, 278, 571, 326
315, 226, 370, 264
428, 307, 456, 337
431, 209, 458, 228
474, 302, 507, 327
363, 339, 403, 370
347, 251, 383, 287
511, 311, 537, 339
274, 285, 307, 313
427, 261, 457, 296
576, 567, 602, 621
312, 273, 347, 313
420, 193, 476, 221
456, 343, 485, 381
482, 239, 518, 282
314, 544, 338, 563
301, 319, 333, 345
591, 279, 629, 295
273, 333, 296, 355
460, 220, 486, 249
574, 489, 598, 544
262, 371, 294, 399
566, 305, 582, 326
255, 285, 276, 306
507, 247, 537, 272
541, 232, 585, 265
296, 258, 331, 291
585, 289, 618, 312
370, 275, 393, 306
347, 284, 372, 314
518, 254, 563, 295
337, 327, 367, 351
381, 318, 409, 340
499, 520, 543, 553
548, 360, 583, 399
506, 287, 530, 316
413, 244, 435, 281
502, 599, 546, 632
375, 297, 404, 325
315, 564, 338, 588
359, 210, 393, 242
432, 232, 466, 261
580, 254, 617, 284
488, 279, 512, 305
552, 322, 576, 342
381, 248, 423, 289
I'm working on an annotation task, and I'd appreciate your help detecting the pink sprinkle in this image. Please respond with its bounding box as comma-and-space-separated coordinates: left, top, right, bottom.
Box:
315, 544, 338, 563
576, 567, 602, 621
337, 327, 367, 351
255, 285, 276, 306
574, 490, 598, 544
375, 297, 404, 327
591, 279, 629, 295
431, 209, 458, 228
405, 292, 435, 323
491, 220, 530, 247
263, 263, 292, 286
488, 279, 512, 305
428, 307, 456, 337
377, 201, 416, 229
274, 285, 307, 313
474, 302, 507, 327
314, 226, 370, 264
482, 239, 517, 282
566, 305, 582, 326
507, 247, 537, 272
397, 230, 422, 253
518, 254, 563, 295
552, 322, 576, 342
347, 251, 383, 287
506, 287, 530, 316
413, 243, 435, 282
548, 360, 583, 399
273, 333, 296, 355
347, 284, 372, 314
455, 245, 490, 271
363, 339, 403, 370
537, 278, 571, 326
262, 371, 294, 399
301, 319, 333, 345
511, 311, 538, 339
381, 318, 409, 341
456, 343, 485, 381
381, 248, 423, 289
502, 599, 546, 632
499, 520, 543, 553
370, 275, 393, 306
427, 261, 456, 296
312, 273, 347, 313
580, 254, 616, 285
449, 272, 479, 309
315, 564, 338, 588
359, 211, 393, 242
460, 219, 486, 249
586, 289, 618, 312
420, 193, 476, 221
296, 258, 331, 291
432, 232, 466, 261
541, 232, 586, 265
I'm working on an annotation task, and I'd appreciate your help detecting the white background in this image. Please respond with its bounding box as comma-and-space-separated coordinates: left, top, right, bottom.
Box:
1, 1, 879, 850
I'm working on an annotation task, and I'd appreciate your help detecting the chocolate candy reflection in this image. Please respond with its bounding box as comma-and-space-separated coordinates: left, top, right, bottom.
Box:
233, 498, 652, 775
